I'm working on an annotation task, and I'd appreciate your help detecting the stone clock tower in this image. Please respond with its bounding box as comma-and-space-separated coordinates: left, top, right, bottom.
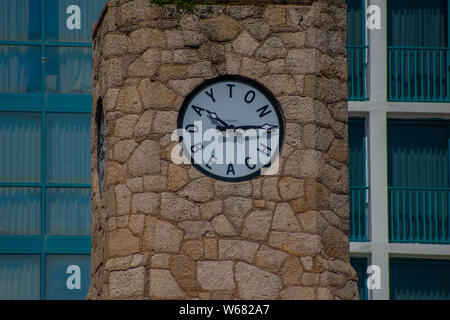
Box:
89, 0, 358, 300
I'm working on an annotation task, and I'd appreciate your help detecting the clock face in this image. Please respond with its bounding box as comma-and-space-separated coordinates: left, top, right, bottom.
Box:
178, 75, 285, 182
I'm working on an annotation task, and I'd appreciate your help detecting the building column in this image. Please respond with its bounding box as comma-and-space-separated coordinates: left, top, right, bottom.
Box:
368, 109, 390, 299
368, 0, 387, 103
367, 0, 390, 300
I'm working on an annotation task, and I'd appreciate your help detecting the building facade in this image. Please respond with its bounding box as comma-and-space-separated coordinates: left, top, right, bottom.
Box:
0, 0, 107, 299
0, 0, 449, 300
347, 0, 450, 300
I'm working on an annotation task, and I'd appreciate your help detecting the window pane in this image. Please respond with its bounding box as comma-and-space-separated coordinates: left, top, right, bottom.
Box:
46, 47, 92, 94
45, 255, 90, 300
388, 0, 448, 47
347, 0, 364, 45
349, 118, 366, 186
388, 122, 449, 188
46, 188, 91, 236
390, 258, 450, 300
0, 112, 41, 182
0, 0, 40, 41
350, 257, 368, 300
45, 0, 107, 43
46, 113, 91, 183
0, 187, 41, 235
0, 255, 40, 300
0, 45, 41, 93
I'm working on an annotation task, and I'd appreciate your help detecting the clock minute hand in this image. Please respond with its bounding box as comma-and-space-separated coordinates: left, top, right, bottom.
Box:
232, 124, 279, 140
234, 124, 278, 131
233, 125, 261, 130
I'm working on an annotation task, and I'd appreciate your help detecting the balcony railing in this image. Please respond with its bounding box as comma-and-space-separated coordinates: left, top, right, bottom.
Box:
350, 186, 369, 242
388, 47, 450, 102
388, 187, 450, 244
347, 45, 368, 101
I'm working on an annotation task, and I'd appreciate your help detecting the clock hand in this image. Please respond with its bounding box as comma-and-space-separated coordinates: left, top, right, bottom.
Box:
231, 124, 278, 140
205, 109, 233, 131
233, 125, 261, 130
233, 124, 278, 131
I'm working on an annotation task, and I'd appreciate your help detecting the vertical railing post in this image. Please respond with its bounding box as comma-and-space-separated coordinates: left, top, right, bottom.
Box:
407, 50, 411, 99
362, 0, 367, 99
414, 50, 417, 100
350, 186, 370, 241
439, 50, 443, 100
387, 48, 391, 99
447, 48, 450, 100
409, 190, 412, 241
447, 0, 450, 100
389, 189, 393, 241
415, 191, 419, 241
421, 50, 424, 99
395, 49, 398, 99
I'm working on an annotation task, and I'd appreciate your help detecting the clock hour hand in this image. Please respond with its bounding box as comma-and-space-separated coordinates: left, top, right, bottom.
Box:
205, 109, 233, 131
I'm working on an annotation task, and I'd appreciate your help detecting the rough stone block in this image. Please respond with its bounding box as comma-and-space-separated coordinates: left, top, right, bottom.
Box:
197, 261, 235, 291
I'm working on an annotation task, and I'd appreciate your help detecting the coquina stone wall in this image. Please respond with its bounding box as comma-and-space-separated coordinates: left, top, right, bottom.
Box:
89, 0, 358, 300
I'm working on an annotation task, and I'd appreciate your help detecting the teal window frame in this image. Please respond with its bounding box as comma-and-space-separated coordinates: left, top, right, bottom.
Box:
0, 0, 100, 299
349, 117, 369, 242
346, 0, 368, 101
387, 119, 450, 244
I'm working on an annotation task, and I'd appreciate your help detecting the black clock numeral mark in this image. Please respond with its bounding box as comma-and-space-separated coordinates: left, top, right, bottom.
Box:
191, 143, 203, 153
192, 105, 204, 117
256, 105, 272, 118
245, 157, 256, 170
206, 155, 217, 170
185, 124, 198, 133
244, 90, 255, 103
205, 88, 215, 102
258, 143, 272, 156
227, 84, 235, 98
263, 161, 272, 168
226, 163, 235, 175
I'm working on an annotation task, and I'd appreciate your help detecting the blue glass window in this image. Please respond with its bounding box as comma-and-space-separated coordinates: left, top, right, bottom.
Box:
350, 257, 368, 300
0, 187, 41, 235
349, 118, 366, 187
347, 0, 364, 46
349, 118, 368, 241
0, 45, 41, 93
46, 113, 91, 184
45, 0, 107, 43
0, 112, 41, 182
46, 47, 92, 94
46, 188, 91, 236
45, 255, 90, 300
0, 0, 41, 41
390, 258, 450, 300
0, 0, 105, 300
388, 0, 448, 47
0, 255, 40, 300
388, 121, 450, 243
346, 0, 367, 100
388, 121, 449, 188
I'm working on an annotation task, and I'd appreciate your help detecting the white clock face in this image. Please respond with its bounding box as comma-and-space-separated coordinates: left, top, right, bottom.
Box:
178, 75, 285, 182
